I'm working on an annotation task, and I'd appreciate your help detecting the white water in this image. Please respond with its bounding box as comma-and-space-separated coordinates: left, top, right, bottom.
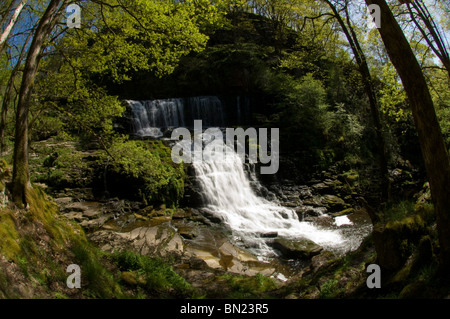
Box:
127, 97, 367, 257
127, 96, 226, 137
127, 99, 185, 137
193, 138, 346, 257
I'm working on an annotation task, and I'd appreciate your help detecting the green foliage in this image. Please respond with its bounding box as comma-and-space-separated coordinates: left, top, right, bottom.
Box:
103, 140, 185, 206
0, 209, 21, 261
30, 115, 65, 141
63, 0, 221, 82
219, 273, 276, 298
1, 187, 125, 298
383, 200, 434, 226
38, 147, 92, 189
436, 106, 450, 149
379, 63, 409, 123
318, 279, 340, 299
384, 200, 416, 223
113, 250, 192, 297
34, 65, 125, 142
277, 73, 329, 150
271, 73, 364, 166
322, 102, 364, 158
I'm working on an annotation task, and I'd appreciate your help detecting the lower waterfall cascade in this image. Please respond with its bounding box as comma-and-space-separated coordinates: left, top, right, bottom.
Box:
192, 137, 347, 257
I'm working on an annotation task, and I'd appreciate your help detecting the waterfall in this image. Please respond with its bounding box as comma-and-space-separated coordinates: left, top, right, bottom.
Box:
127, 99, 185, 137
193, 134, 345, 257
187, 96, 225, 127
127, 96, 227, 137
127, 96, 353, 257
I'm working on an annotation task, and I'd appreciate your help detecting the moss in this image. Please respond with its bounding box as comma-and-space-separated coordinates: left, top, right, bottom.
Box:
218, 273, 277, 299
0, 210, 21, 261
318, 279, 341, 299
102, 140, 186, 206
26, 187, 86, 248
385, 214, 426, 240
1, 186, 129, 298
70, 241, 124, 298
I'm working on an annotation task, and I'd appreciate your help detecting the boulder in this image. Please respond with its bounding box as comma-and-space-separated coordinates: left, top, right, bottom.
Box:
272, 238, 323, 259
311, 182, 331, 194
321, 194, 347, 212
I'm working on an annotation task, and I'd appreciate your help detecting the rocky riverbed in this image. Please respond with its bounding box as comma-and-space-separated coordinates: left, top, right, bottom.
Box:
29, 139, 376, 293
50, 174, 372, 290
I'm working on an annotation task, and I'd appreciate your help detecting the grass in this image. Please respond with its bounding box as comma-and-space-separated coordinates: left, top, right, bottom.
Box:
112, 250, 193, 298
318, 279, 340, 299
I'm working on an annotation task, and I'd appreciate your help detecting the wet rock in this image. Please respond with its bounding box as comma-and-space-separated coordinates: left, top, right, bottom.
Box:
80, 214, 113, 231
257, 232, 278, 238
332, 207, 355, 217
172, 209, 192, 220
272, 238, 323, 259
63, 211, 85, 222
321, 194, 347, 212
216, 242, 261, 276
283, 201, 300, 208
198, 208, 223, 224
63, 202, 86, 212
303, 215, 335, 228
54, 197, 73, 205
300, 206, 327, 217
302, 197, 323, 207
178, 226, 198, 240
310, 251, 337, 273
312, 183, 331, 194
89, 224, 185, 258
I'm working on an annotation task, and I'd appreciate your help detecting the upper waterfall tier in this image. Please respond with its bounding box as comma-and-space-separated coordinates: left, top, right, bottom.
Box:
127, 96, 250, 137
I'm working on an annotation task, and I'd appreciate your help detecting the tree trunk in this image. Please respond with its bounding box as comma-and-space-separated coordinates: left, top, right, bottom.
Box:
0, 1, 16, 30
407, 1, 450, 78
365, 0, 450, 274
1, 31, 32, 155
0, 74, 14, 154
12, 0, 65, 207
0, 0, 28, 54
324, 0, 390, 202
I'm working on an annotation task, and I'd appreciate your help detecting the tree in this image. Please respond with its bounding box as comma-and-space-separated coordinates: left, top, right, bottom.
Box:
0, 0, 28, 54
322, 0, 390, 202
365, 0, 450, 274
12, 0, 67, 207
405, 0, 450, 77
10, 0, 222, 206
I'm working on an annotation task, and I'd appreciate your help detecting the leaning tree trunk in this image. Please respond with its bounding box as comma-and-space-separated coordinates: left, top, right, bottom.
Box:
12, 0, 65, 207
365, 0, 450, 274
1, 31, 32, 154
0, 0, 28, 54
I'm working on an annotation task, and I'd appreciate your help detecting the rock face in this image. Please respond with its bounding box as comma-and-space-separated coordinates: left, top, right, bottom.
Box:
272, 238, 323, 259
89, 224, 185, 258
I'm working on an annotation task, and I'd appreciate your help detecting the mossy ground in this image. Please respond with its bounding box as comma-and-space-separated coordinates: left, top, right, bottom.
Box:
0, 183, 280, 299
0, 186, 194, 299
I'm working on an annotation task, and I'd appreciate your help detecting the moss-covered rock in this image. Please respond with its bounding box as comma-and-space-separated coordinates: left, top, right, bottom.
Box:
100, 140, 186, 206
272, 238, 323, 259
372, 214, 427, 271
